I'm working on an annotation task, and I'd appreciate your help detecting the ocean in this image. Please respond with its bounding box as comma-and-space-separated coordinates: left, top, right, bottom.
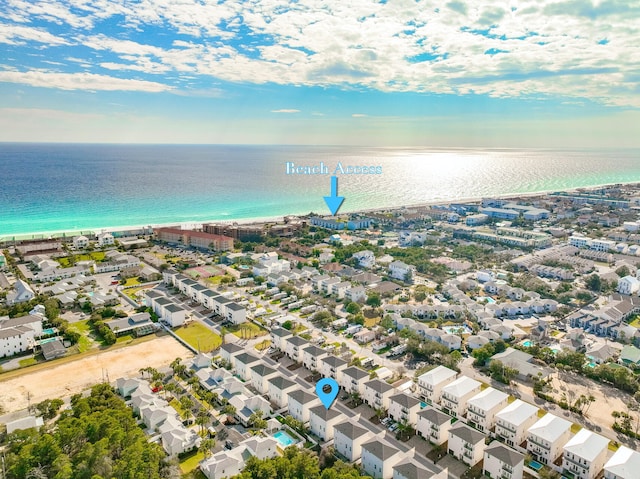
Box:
1, 143, 639, 238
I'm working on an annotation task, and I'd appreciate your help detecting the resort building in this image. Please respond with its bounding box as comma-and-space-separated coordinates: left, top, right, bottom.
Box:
233, 352, 261, 381
249, 363, 278, 395
270, 327, 292, 351
285, 335, 309, 363
363, 378, 396, 411
309, 405, 342, 441
287, 389, 321, 424
0, 314, 43, 358
483, 441, 525, 479
340, 366, 370, 395
267, 376, 298, 409
155, 227, 233, 251
319, 355, 349, 383
361, 438, 409, 479
440, 376, 482, 418
494, 399, 539, 448
562, 429, 609, 479
302, 344, 328, 372
526, 413, 572, 466
417, 365, 457, 404
388, 393, 421, 426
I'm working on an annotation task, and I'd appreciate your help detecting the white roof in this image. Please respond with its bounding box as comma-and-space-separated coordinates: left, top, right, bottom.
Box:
467, 387, 508, 411
496, 399, 539, 427
418, 365, 457, 386
564, 429, 609, 462
441, 376, 481, 398
605, 446, 640, 479
528, 413, 572, 443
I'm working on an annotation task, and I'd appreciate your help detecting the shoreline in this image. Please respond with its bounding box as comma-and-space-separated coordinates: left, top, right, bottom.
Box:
2, 179, 639, 241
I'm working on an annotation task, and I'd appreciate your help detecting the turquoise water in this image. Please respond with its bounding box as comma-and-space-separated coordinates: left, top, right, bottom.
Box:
442, 325, 472, 335
41, 328, 56, 335
529, 461, 543, 471
273, 430, 298, 447
523, 340, 533, 347
1, 144, 639, 237
477, 296, 496, 304
420, 401, 427, 409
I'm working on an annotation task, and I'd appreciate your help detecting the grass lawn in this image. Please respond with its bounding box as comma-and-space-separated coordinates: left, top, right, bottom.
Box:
175, 323, 222, 352
170, 398, 189, 420
19, 357, 38, 367
124, 285, 153, 301
538, 409, 546, 418
291, 324, 307, 334
364, 316, 380, 328
58, 251, 106, 267
228, 322, 268, 339
77, 335, 92, 353
123, 277, 142, 287
608, 441, 619, 452
179, 450, 205, 475
116, 334, 135, 344
69, 319, 91, 335
255, 339, 271, 351
206, 276, 223, 285
571, 423, 582, 434
629, 317, 640, 329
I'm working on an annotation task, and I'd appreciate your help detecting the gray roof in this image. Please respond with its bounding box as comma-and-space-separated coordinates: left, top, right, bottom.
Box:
271, 327, 292, 338
226, 302, 245, 311
393, 458, 442, 479
362, 439, 400, 461
418, 407, 451, 426
268, 376, 297, 390
234, 352, 260, 365
288, 389, 318, 405
365, 378, 394, 393
41, 339, 66, 360
287, 336, 309, 347
334, 421, 369, 440
343, 366, 369, 381
164, 304, 183, 313
309, 404, 342, 421
250, 363, 276, 377
320, 355, 348, 368
390, 392, 420, 409
303, 345, 326, 357
0, 327, 23, 339
220, 343, 244, 354
450, 422, 485, 444
485, 441, 524, 467
1, 314, 41, 328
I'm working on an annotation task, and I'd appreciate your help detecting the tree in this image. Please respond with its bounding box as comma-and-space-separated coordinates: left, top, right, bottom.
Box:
345, 302, 360, 315
199, 438, 216, 458
366, 292, 381, 308
616, 265, 630, 277
585, 274, 602, 292
489, 360, 518, 384
44, 298, 60, 321
472, 343, 495, 366
180, 396, 194, 423
248, 410, 268, 431
195, 409, 209, 434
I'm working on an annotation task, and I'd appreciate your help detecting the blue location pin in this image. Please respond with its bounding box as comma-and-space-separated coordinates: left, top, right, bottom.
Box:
316, 378, 339, 410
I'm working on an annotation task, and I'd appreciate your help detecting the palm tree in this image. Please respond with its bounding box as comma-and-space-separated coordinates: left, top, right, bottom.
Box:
180, 396, 194, 423
199, 438, 216, 458
195, 410, 209, 435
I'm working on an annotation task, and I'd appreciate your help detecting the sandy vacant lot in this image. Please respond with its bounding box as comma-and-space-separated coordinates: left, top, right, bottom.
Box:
0, 336, 193, 414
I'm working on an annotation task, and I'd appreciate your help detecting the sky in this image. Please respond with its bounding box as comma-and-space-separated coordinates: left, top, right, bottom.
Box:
0, 0, 639, 147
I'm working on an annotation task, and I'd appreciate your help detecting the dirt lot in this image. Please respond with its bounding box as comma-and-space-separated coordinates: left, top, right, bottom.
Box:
0, 336, 193, 414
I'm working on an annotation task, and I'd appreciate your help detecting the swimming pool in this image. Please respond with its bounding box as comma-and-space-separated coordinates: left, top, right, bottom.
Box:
477, 296, 496, 304
420, 402, 427, 409
528, 460, 543, 471
522, 340, 533, 347
442, 325, 472, 335
42, 328, 56, 336
273, 430, 299, 447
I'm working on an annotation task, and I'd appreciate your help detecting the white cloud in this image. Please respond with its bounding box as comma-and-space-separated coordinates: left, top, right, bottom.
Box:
271, 109, 300, 113
0, 24, 69, 46
0, 70, 172, 92
352, 113, 367, 117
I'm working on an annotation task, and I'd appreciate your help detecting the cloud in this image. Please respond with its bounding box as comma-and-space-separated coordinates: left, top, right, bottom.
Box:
352, 113, 367, 117
271, 109, 300, 113
0, 69, 172, 92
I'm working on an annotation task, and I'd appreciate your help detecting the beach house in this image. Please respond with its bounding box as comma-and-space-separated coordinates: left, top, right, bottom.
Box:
417, 365, 457, 404
494, 399, 539, 448
465, 387, 509, 434
417, 407, 452, 445
440, 376, 482, 418
526, 413, 572, 466
562, 429, 609, 479
448, 422, 486, 466
483, 441, 525, 479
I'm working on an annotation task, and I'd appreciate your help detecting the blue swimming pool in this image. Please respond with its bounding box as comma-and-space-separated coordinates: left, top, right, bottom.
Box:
522, 340, 533, 347
273, 430, 298, 447
529, 460, 543, 471
477, 296, 496, 304
442, 325, 472, 335
42, 328, 56, 335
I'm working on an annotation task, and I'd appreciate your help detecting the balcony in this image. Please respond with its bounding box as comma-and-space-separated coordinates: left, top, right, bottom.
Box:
464, 443, 473, 451
498, 423, 516, 434
527, 436, 549, 450
563, 455, 588, 470
501, 464, 513, 474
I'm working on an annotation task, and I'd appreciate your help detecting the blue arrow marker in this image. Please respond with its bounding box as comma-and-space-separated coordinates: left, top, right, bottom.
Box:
323, 175, 345, 216
316, 377, 339, 410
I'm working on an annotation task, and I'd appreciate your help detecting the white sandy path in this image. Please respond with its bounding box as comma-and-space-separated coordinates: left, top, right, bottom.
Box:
0, 336, 193, 414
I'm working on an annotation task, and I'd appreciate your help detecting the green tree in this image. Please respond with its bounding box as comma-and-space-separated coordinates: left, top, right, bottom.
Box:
345, 302, 361, 314
366, 292, 381, 308
585, 274, 602, 292
472, 343, 496, 366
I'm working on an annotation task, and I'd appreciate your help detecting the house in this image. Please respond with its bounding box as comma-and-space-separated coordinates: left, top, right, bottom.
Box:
163, 303, 186, 327
199, 436, 279, 479
353, 250, 376, 268
483, 441, 525, 479
448, 422, 486, 466
285, 335, 309, 363
319, 355, 349, 383
218, 343, 244, 368
388, 393, 421, 426
363, 378, 395, 411
233, 352, 261, 381
267, 376, 298, 408
270, 327, 293, 351
345, 285, 367, 303
6, 279, 35, 305
465, 387, 509, 434
361, 438, 410, 479
392, 457, 447, 479
190, 352, 213, 371
354, 329, 377, 344
309, 404, 342, 441
334, 420, 375, 462
417, 407, 452, 445
417, 365, 457, 404
159, 415, 202, 456
440, 376, 482, 418
96, 232, 115, 246
225, 302, 247, 324
195, 368, 232, 392
229, 394, 271, 427
73, 235, 89, 249
562, 429, 609, 479
287, 389, 321, 424
40, 338, 66, 360
440, 333, 462, 350
0, 314, 43, 358
494, 399, 539, 448
604, 445, 640, 479
389, 261, 416, 282
302, 344, 328, 372
491, 347, 550, 381
340, 366, 370, 395
526, 413, 572, 466
250, 363, 278, 394
618, 276, 640, 296
106, 312, 155, 337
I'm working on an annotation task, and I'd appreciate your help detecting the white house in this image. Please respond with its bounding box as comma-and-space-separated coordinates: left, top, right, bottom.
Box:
618, 276, 640, 296
361, 438, 410, 479
162, 303, 186, 327
345, 285, 367, 303
285, 335, 309, 363
483, 441, 525, 479
73, 235, 89, 249
440, 376, 482, 418
5, 415, 44, 434
267, 376, 298, 409
6, 279, 35, 305
229, 394, 271, 427
96, 232, 115, 246
388, 393, 421, 426
340, 366, 370, 395
0, 314, 43, 358
218, 342, 244, 368
199, 436, 278, 479
363, 378, 395, 411
333, 420, 375, 462
417, 407, 452, 446
526, 413, 572, 466
353, 250, 376, 268
226, 302, 247, 324
309, 404, 342, 441
448, 422, 485, 466
302, 344, 328, 372
233, 352, 261, 381
389, 261, 416, 282
270, 327, 293, 351
465, 387, 509, 434
417, 365, 457, 404
495, 399, 539, 448
562, 429, 609, 479
604, 445, 640, 479
319, 355, 349, 383
287, 389, 321, 424
250, 363, 278, 394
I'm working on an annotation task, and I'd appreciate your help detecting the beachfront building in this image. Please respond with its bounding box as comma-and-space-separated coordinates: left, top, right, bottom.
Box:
416, 407, 452, 445
483, 441, 525, 479
604, 446, 640, 479
465, 387, 509, 434
495, 399, 539, 448
73, 235, 89, 249
96, 232, 115, 246
448, 423, 486, 466
440, 376, 482, 418
0, 314, 43, 358
526, 413, 572, 466
562, 429, 609, 479
155, 227, 233, 251
417, 365, 457, 404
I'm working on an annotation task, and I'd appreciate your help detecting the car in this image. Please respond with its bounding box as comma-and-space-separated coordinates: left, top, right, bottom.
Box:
381, 417, 391, 426
224, 441, 236, 450
389, 423, 399, 432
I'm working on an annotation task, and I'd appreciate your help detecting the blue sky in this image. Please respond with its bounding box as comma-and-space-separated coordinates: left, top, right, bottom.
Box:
0, 0, 638, 146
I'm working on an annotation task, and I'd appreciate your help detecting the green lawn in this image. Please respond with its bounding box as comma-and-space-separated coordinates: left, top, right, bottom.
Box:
123, 277, 142, 287
116, 334, 135, 344
69, 319, 91, 335
179, 451, 205, 474
629, 317, 640, 329
255, 339, 271, 351
175, 323, 222, 352
77, 335, 92, 353
228, 322, 268, 339
571, 423, 582, 434
19, 357, 38, 367
170, 398, 189, 420
124, 286, 153, 301
58, 251, 106, 267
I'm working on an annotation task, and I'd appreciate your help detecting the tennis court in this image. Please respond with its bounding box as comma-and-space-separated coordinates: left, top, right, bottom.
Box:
184, 265, 223, 278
